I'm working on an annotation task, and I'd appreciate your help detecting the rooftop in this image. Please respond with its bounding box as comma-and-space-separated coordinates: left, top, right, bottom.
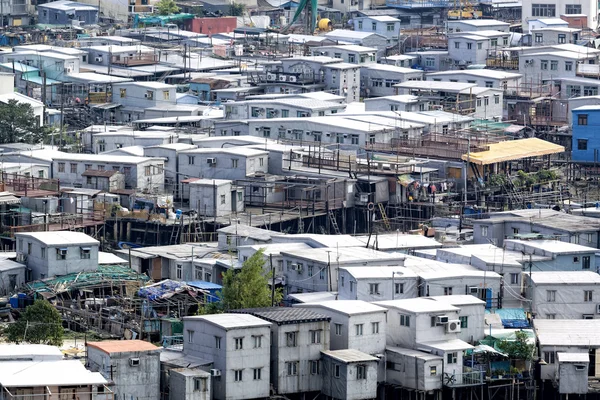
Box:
184, 313, 272, 329
355, 233, 442, 250
534, 319, 600, 346
505, 239, 596, 254
281, 246, 405, 265
38, 0, 98, 10
450, 19, 509, 26
386, 346, 443, 361
234, 307, 331, 325
426, 295, 486, 306
0, 344, 63, 361
419, 339, 474, 351
0, 360, 107, 388
341, 266, 418, 279
14, 231, 99, 246
374, 298, 460, 313
87, 340, 159, 354
526, 271, 600, 285
321, 349, 379, 363
296, 300, 387, 316
180, 147, 268, 157
395, 81, 477, 92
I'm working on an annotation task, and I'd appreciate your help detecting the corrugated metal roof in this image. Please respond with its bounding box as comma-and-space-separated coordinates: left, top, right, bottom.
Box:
534, 319, 600, 346
234, 307, 331, 325
462, 138, 564, 165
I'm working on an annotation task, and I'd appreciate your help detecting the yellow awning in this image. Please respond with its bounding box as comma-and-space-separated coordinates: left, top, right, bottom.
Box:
462, 138, 565, 166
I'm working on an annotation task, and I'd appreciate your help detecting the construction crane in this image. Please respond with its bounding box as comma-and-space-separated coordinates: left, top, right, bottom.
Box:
280, 0, 332, 34
447, 0, 482, 19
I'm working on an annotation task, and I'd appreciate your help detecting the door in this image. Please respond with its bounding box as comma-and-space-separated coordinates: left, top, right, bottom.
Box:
590, 348, 597, 377
231, 191, 237, 212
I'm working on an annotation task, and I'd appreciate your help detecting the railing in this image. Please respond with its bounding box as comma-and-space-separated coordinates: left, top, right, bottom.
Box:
444, 370, 485, 387
162, 335, 184, 351
0, 173, 60, 196
88, 92, 111, 104
2, 385, 114, 399
111, 54, 158, 66
386, 0, 449, 7
486, 58, 519, 70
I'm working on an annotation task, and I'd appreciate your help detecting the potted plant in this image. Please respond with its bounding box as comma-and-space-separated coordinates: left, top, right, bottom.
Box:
495, 369, 505, 379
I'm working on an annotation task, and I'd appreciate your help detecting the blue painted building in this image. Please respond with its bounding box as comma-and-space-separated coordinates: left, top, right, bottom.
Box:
572, 105, 600, 163
38, 0, 99, 25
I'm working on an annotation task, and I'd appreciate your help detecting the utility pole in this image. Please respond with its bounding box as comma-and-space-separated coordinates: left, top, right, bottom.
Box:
60, 83, 65, 149
270, 254, 275, 306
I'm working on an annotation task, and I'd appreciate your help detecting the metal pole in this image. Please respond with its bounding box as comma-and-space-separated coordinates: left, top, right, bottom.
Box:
270, 254, 275, 306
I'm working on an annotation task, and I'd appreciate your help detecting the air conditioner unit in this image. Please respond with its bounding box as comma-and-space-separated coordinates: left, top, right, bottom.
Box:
291, 263, 299, 270
596, 304, 600, 314
144, 93, 149, 98
279, 75, 287, 82
287, 129, 292, 133
16, 253, 26, 263
343, 134, 348, 138
64, 67, 72, 73
206, 158, 216, 165
469, 287, 479, 294
266, 73, 277, 81
210, 369, 221, 377
325, 133, 331, 136
288, 75, 297, 83
436, 315, 449, 325
306, 131, 312, 135
446, 320, 462, 333
129, 358, 140, 366
95, 57, 103, 62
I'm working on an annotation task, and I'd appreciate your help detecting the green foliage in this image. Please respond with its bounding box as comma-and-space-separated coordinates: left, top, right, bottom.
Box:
218, 249, 283, 311
6, 300, 64, 346
155, 0, 180, 15
497, 330, 535, 361
229, 2, 245, 16
0, 99, 50, 144
514, 170, 536, 188
536, 169, 558, 182
488, 174, 508, 187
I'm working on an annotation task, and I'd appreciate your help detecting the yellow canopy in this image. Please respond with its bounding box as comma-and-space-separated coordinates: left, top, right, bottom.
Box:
462, 138, 565, 166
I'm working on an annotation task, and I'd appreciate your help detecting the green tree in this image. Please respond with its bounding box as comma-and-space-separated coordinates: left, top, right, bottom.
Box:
229, 2, 245, 16
0, 99, 48, 144
497, 330, 535, 361
6, 300, 64, 346
155, 0, 180, 15
219, 249, 283, 310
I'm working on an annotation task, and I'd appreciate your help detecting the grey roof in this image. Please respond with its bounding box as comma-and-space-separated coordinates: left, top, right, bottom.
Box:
322, 349, 379, 363
478, 209, 600, 233
295, 300, 387, 316
234, 307, 331, 325
14, 231, 99, 246
374, 298, 460, 313
183, 313, 272, 330
386, 346, 443, 361
534, 319, 600, 347
217, 225, 274, 241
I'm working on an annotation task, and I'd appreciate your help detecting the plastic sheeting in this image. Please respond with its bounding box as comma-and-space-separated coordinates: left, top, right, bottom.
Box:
486, 308, 529, 328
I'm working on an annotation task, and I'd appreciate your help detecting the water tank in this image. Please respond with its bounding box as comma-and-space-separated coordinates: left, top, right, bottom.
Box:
318, 18, 332, 31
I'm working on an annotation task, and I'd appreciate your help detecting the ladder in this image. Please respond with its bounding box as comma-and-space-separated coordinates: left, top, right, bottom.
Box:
169, 223, 181, 245
328, 210, 341, 235
378, 203, 391, 231
298, 214, 304, 234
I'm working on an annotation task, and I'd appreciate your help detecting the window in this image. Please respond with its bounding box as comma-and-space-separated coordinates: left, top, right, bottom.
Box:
335, 323, 342, 335
38, 170, 44, 178
547, 313, 556, 319
544, 351, 555, 364
444, 287, 453, 295
234, 370, 243, 382
454, 42, 460, 49
319, 269, 325, 280
355, 324, 364, 336
70, 163, 77, 174
490, 39, 497, 47
369, 283, 380, 295
395, 283, 404, 294
583, 256, 591, 269
506, 273, 519, 285
308, 265, 314, 276
80, 247, 91, 259
467, 43, 472, 50
286, 361, 298, 375
348, 54, 356, 63
310, 360, 320, 374
550, 60, 558, 70
387, 23, 394, 31
567, 85, 581, 97
310, 330, 322, 344
58, 162, 65, 173
163, 90, 170, 100
400, 314, 410, 327
215, 336, 221, 349
41, 247, 46, 259
585, 290, 593, 302
286, 331, 297, 347
357, 364, 366, 380
253, 368, 262, 380
577, 139, 588, 151
459, 316, 468, 328
485, 81, 493, 88
231, 159, 238, 168
27, 243, 31, 255
188, 156, 195, 165
120, 88, 126, 98
56, 248, 67, 260
565, 61, 573, 71
237, 192, 243, 202
535, 33, 543, 43
334, 364, 341, 378
541, 60, 548, 70
372, 22, 377, 30
477, 42, 482, 50
259, 158, 264, 167
372, 322, 379, 334
194, 377, 207, 392
146, 90, 154, 100
565, 4, 581, 13
430, 366, 437, 376
358, 20, 363, 29
252, 335, 262, 348
583, 314, 594, 319
235, 337, 244, 350
532, 3, 555, 16
584, 86, 599, 96
447, 352, 458, 364
578, 114, 588, 125
187, 330, 194, 343
220, 195, 226, 205
425, 57, 435, 67
494, 95, 500, 104
481, 225, 488, 237
547, 290, 556, 302
503, 37, 508, 46
484, 97, 490, 106
558, 34, 566, 44
174, 264, 182, 279
477, 98, 482, 107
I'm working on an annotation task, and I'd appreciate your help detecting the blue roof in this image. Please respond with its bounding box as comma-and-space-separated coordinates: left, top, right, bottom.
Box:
187, 280, 222, 290
23, 76, 61, 85
0, 62, 39, 72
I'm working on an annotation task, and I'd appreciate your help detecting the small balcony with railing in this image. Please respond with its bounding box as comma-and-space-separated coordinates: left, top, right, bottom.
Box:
443, 369, 485, 387
111, 53, 158, 67
486, 49, 519, 70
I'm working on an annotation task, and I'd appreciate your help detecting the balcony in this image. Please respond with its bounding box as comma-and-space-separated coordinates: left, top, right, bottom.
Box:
111, 54, 158, 67
443, 369, 485, 387
386, 0, 448, 8
486, 57, 518, 70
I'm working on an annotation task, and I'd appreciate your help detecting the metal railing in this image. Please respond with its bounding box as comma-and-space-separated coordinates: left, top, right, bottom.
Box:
444, 370, 485, 387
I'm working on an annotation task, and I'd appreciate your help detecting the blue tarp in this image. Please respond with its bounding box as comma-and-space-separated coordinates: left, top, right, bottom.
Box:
138, 279, 192, 301
486, 308, 530, 329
